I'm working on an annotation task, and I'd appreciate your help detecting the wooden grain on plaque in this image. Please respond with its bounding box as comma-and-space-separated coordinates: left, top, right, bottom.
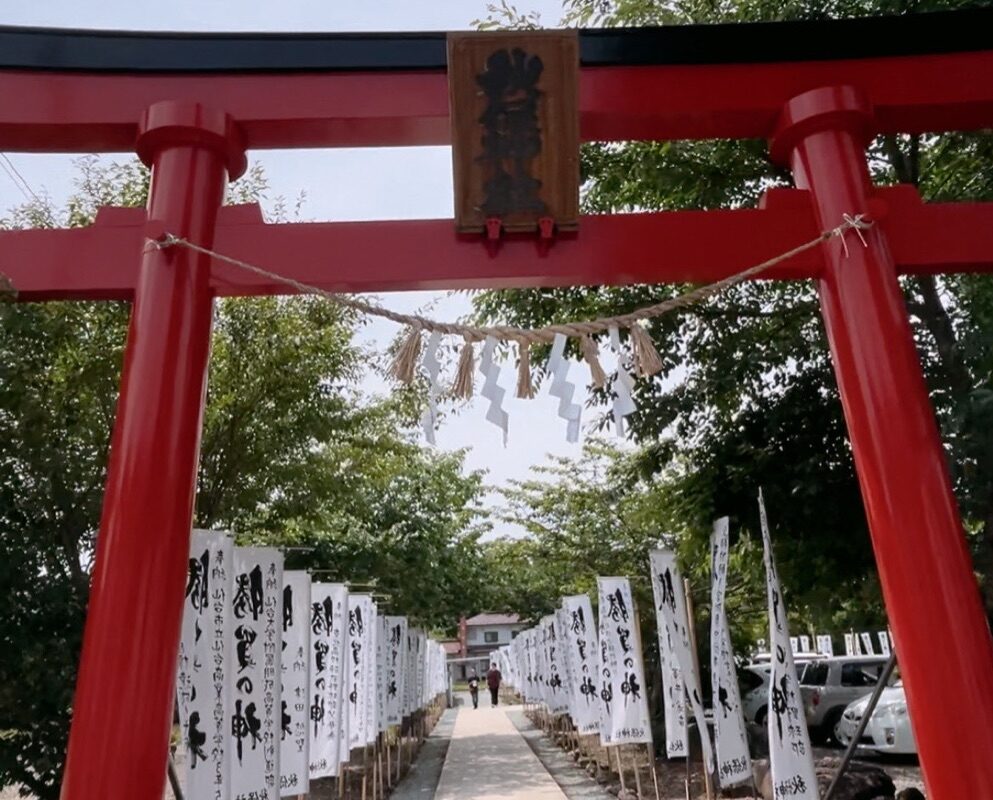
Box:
447, 31, 579, 234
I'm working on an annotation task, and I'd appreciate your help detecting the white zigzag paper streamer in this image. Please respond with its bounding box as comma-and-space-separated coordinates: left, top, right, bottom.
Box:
608, 326, 637, 437
478, 335, 509, 445
420, 330, 443, 445
547, 332, 582, 443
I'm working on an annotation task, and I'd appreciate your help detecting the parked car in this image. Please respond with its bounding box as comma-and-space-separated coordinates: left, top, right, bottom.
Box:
749, 651, 826, 666
799, 656, 890, 743
739, 653, 826, 726
834, 681, 917, 755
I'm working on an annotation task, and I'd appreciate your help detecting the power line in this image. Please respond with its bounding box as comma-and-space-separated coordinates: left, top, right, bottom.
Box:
0, 153, 42, 205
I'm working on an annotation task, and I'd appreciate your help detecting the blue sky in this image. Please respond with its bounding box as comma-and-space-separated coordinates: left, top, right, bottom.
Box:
0, 0, 622, 537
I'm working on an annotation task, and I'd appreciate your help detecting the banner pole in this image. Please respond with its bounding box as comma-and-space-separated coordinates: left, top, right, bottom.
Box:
647, 743, 662, 800
613, 746, 627, 792
371, 744, 376, 800
166, 752, 184, 800
361, 745, 368, 800
684, 734, 691, 800
378, 737, 385, 799
630, 748, 644, 799
683, 578, 714, 800
397, 726, 403, 779
386, 734, 392, 788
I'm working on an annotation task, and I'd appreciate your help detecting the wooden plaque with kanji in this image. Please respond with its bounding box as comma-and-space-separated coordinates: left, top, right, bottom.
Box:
448, 31, 580, 234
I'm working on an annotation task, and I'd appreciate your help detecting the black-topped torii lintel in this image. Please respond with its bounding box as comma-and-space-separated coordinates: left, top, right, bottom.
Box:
0, 7, 991, 73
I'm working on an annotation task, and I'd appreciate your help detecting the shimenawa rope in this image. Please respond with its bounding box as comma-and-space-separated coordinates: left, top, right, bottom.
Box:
156, 213, 871, 396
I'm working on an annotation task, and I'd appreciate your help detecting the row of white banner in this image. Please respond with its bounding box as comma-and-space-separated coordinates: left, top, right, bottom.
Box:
176, 530, 448, 800
494, 493, 821, 799
776, 630, 892, 658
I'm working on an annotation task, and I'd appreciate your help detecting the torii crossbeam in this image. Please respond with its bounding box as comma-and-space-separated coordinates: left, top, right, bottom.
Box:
2, 10, 992, 799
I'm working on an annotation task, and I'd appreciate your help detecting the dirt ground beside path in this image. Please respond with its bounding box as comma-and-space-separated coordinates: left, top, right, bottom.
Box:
509, 711, 925, 800
0, 718, 925, 800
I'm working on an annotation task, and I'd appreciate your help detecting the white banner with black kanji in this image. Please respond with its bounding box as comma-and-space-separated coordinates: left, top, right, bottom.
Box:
177, 530, 232, 800
561, 594, 601, 735
308, 583, 347, 779
648, 555, 688, 760
376, 614, 388, 735
649, 549, 714, 777
385, 616, 407, 726
416, 629, 428, 710
758, 492, 818, 800
401, 629, 418, 718
364, 601, 379, 745
596, 577, 652, 745
347, 594, 375, 749
229, 547, 283, 800
710, 518, 752, 787
544, 613, 571, 715
555, 607, 577, 719
279, 571, 310, 796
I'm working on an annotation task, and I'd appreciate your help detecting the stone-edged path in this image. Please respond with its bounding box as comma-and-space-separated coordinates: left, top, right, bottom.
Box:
391, 695, 612, 800
433, 702, 569, 800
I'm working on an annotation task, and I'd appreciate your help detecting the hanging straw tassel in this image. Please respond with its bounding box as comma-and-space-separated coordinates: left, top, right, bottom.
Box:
579, 334, 607, 389
390, 324, 423, 384
451, 337, 476, 399
516, 340, 535, 399
628, 324, 664, 377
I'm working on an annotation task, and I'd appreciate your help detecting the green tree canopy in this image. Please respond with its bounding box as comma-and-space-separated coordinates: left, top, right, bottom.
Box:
0, 158, 489, 798
475, 0, 993, 633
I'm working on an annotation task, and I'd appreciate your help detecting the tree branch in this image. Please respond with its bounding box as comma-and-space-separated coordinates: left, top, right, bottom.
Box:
911, 275, 971, 397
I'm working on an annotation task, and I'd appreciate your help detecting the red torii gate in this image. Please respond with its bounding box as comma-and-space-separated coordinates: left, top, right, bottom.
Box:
2, 9, 992, 799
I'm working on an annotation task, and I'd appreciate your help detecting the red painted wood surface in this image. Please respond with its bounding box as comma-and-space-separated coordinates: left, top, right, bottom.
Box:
58, 103, 237, 800
772, 85, 993, 799
0, 49, 992, 151
3, 188, 991, 301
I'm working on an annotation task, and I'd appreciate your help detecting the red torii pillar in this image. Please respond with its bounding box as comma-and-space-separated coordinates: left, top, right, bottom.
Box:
771, 86, 993, 796
59, 102, 245, 799
14, 51, 983, 800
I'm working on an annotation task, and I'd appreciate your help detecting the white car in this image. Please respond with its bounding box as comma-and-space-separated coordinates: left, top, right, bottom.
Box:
834, 682, 917, 755
740, 664, 772, 725
739, 654, 825, 726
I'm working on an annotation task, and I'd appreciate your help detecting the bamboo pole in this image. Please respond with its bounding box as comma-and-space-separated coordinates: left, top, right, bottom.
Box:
166, 752, 184, 800
684, 739, 691, 800
684, 578, 714, 800
647, 743, 663, 800
630, 607, 649, 800
395, 730, 401, 783
824, 653, 898, 800
631, 748, 644, 799
372, 742, 379, 800
613, 746, 627, 792
378, 738, 385, 799
386, 735, 393, 788
361, 745, 367, 800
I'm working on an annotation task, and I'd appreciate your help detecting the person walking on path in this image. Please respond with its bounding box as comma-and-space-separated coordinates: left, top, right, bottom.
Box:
468, 672, 480, 709
486, 663, 502, 707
